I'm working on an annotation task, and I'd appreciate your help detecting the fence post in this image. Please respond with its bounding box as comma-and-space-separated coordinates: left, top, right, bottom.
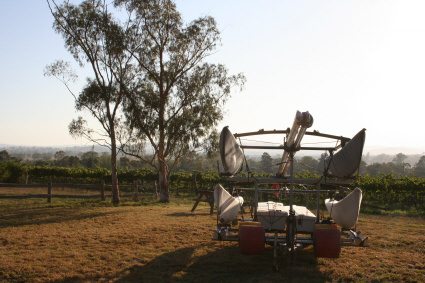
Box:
306, 185, 310, 208
25, 172, 28, 185
48, 178, 52, 203
134, 180, 139, 201
101, 180, 105, 201
154, 181, 158, 199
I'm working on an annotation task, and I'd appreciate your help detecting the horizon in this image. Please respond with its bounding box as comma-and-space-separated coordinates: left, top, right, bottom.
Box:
2, 143, 425, 157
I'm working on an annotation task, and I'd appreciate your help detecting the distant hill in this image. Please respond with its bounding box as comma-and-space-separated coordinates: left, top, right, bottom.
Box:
0, 144, 110, 156
1, 143, 424, 161
364, 146, 425, 156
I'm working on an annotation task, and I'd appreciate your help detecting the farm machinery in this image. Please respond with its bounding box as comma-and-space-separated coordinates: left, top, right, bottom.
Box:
212, 111, 370, 271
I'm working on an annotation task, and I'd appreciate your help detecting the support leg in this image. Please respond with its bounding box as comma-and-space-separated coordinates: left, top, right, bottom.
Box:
191, 193, 203, 212
273, 231, 279, 272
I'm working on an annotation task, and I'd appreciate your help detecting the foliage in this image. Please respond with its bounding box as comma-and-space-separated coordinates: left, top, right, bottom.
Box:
414, 155, 425, 177
0, 161, 27, 183
260, 152, 273, 173
46, 0, 137, 204
3, 152, 425, 210
392, 152, 408, 165
46, 0, 244, 203
358, 173, 425, 210
80, 151, 100, 168
0, 150, 11, 161
54, 150, 66, 161
113, 0, 245, 202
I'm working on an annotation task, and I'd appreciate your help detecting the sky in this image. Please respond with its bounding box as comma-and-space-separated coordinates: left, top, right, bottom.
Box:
1, 0, 425, 154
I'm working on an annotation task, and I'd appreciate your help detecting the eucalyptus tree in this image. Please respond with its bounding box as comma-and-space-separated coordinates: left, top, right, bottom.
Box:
114, 0, 245, 202
45, 0, 136, 204
414, 156, 425, 177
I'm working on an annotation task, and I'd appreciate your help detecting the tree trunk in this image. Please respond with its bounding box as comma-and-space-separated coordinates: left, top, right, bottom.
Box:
158, 160, 170, 203
111, 132, 120, 205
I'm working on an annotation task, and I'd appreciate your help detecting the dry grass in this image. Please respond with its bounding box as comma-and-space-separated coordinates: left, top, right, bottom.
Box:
0, 186, 101, 196
0, 189, 424, 283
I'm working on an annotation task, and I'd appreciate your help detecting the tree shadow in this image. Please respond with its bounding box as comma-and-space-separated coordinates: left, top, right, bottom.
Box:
48, 241, 333, 283
112, 243, 330, 283
166, 212, 213, 217
48, 243, 328, 283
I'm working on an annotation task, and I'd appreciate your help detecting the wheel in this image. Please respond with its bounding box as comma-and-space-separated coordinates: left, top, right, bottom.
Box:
239, 225, 265, 255
314, 228, 341, 258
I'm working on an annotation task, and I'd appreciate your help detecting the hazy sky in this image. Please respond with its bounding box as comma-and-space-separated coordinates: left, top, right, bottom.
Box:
1, 0, 425, 152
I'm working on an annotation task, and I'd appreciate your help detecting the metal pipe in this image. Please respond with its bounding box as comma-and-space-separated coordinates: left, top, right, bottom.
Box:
316, 183, 321, 223
273, 232, 278, 271
277, 111, 302, 176
294, 127, 307, 149
236, 188, 338, 193
240, 145, 336, 151
289, 152, 294, 213
233, 130, 350, 142
254, 181, 258, 221
306, 185, 310, 208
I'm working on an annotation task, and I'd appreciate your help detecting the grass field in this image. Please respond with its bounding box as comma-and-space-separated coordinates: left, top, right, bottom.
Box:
0, 187, 424, 283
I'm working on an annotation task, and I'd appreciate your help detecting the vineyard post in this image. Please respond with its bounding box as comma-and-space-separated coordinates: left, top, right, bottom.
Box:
154, 181, 158, 199
25, 172, 28, 185
48, 178, 52, 203
101, 180, 105, 201
134, 180, 139, 201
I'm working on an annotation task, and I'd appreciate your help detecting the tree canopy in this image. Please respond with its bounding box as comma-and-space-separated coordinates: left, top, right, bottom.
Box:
46, 0, 137, 204
113, 0, 245, 202
46, 0, 245, 203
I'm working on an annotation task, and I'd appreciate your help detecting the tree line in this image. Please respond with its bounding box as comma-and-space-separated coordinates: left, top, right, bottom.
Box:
247, 152, 425, 178
3, 148, 425, 179
1, 158, 424, 211
1, 149, 219, 173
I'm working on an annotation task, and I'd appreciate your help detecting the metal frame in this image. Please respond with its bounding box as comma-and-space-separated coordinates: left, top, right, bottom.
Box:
212, 127, 369, 272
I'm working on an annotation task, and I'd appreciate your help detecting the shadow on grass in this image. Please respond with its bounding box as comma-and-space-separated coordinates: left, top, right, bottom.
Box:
166, 212, 212, 217
120, 244, 330, 283
0, 207, 121, 229
53, 243, 331, 283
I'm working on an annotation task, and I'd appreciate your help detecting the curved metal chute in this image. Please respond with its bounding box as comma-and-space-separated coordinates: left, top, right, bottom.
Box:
277, 111, 314, 177
325, 128, 366, 179
219, 126, 245, 176
325, 188, 363, 229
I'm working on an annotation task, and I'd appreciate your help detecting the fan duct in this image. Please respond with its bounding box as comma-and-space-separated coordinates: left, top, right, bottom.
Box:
219, 126, 244, 176
325, 129, 366, 179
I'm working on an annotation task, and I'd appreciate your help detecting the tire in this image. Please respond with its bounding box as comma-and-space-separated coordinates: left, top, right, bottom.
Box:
239, 225, 265, 255
314, 228, 341, 258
